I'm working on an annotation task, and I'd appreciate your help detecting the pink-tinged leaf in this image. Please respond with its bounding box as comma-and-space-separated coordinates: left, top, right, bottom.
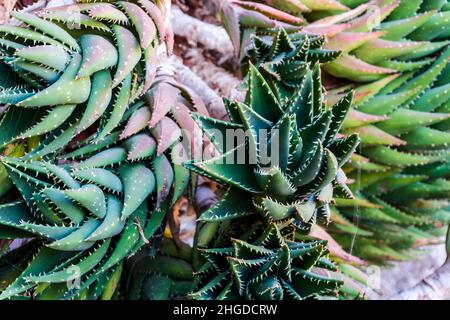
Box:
347, 0, 400, 32
273, 21, 302, 33
324, 54, 396, 82
220, 1, 241, 57
124, 133, 156, 161
112, 25, 142, 88
171, 82, 209, 116
265, 0, 311, 13
351, 125, 406, 146
237, 7, 277, 29
352, 73, 400, 105
143, 45, 158, 93
323, 31, 385, 53
120, 107, 151, 139
150, 116, 182, 156
118, 1, 156, 49
138, 0, 166, 42
155, 0, 171, 15
146, 83, 180, 128
343, 109, 388, 129
164, 20, 174, 55
153, 154, 174, 209
88, 3, 129, 24
240, 28, 255, 60
36, 3, 82, 14
233, 0, 303, 25
77, 34, 118, 79
325, 92, 346, 107
303, 23, 352, 37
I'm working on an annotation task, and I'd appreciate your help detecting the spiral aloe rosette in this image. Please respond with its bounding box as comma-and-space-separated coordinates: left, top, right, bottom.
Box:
243, 29, 377, 144
0, 0, 173, 157
0, 130, 195, 299
0, 62, 206, 223
0, 64, 210, 300
0, 162, 142, 299
179, 58, 358, 300
186, 62, 358, 226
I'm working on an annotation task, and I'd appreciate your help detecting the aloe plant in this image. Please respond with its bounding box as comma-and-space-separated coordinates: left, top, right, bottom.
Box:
191, 223, 343, 300
0, 158, 157, 299
175, 40, 360, 298
235, 0, 450, 264
0, 0, 212, 299
307, 0, 450, 264
0, 0, 175, 153
124, 30, 360, 300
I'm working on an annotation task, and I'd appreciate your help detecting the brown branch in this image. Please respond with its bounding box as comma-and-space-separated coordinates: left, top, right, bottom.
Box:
171, 5, 233, 58
183, 48, 245, 102
390, 229, 450, 300
168, 55, 228, 120
370, 244, 448, 299
391, 262, 450, 300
